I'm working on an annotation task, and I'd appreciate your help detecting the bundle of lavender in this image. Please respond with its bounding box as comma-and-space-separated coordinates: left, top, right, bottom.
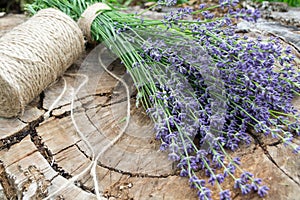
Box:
26, 0, 300, 199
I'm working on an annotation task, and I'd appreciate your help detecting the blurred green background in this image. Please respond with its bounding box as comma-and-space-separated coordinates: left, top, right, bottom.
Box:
0, 0, 299, 13
253, 0, 300, 7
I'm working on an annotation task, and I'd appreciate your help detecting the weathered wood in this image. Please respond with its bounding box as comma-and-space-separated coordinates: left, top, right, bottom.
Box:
1, 13, 300, 200
236, 147, 300, 200
0, 135, 56, 199
0, 14, 27, 37
0, 118, 26, 140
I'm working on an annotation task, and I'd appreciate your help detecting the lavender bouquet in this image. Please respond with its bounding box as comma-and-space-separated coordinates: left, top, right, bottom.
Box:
26, 0, 300, 199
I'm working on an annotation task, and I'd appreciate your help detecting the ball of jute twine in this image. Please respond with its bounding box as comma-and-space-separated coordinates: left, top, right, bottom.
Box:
77, 3, 111, 42
0, 8, 85, 118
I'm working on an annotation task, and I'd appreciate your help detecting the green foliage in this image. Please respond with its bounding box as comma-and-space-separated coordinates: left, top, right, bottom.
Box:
21, 0, 34, 8
0, 0, 34, 12
252, 0, 300, 7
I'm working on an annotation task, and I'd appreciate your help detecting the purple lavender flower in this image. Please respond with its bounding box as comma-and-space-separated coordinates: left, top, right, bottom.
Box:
162, 7, 193, 27
197, 187, 212, 200
199, 4, 206, 9
150, 48, 162, 61
258, 185, 269, 197
292, 145, 300, 154
168, 152, 180, 161
216, 174, 225, 184
180, 168, 189, 177
220, 189, 231, 200
232, 157, 241, 165
234, 178, 244, 189
219, 0, 240, 8
208, 175, 216, 186
158, 0, 177, 6
189, 175, 206, 188
251, 178, 262, 190
202, 11, 215, 19
241, 184, 252, 195
224, 163, 236, 177
123, 2, 298, 200
241, 172, 253, 182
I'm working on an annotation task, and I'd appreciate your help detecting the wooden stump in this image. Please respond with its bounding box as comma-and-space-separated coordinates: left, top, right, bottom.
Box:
0, 14, 299, 200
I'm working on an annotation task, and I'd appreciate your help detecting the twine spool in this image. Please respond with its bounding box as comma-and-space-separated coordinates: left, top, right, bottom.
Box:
78, 3, 111, 42
0, 8, 85, 118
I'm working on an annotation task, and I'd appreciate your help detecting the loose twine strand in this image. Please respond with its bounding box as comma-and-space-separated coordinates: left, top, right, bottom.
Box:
0, 8, 85, 118
44, 50, 131, 200
0, 3, 129, 199
44, 4, 130, 199
77, 3, 111, 42
92, 48, 131, 199
43, 73, 96, 200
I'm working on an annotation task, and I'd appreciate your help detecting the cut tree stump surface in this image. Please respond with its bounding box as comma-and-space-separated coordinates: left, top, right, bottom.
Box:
0, 13, 300, 200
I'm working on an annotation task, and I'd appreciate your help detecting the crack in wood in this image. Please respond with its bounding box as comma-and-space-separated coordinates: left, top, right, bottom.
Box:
38, 92, 45, 111
53, 92, 110, 111
17, 114, 99, 196
267, 32, 300, 53
263, 149, 300, 186
267, 140, 282, 147
54, 112, 72, 120
74, 144, 177, 179
249, 132, 300, 186
0, 161, 18, 199
232, 192, 240, 200
8, 116, 74, 189
49, 94, 131, 121
97, 162, 178, 179
29, 123, 52, 162
0, 128, 30, 151
30, 127, 72, 180
74, 180, 96, 195
0, 117, 42, 151
46, 92, 132, 121
30, 126, 97, 195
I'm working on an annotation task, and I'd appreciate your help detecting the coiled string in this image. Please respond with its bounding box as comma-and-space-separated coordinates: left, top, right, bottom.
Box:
0, 8, 85, 118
